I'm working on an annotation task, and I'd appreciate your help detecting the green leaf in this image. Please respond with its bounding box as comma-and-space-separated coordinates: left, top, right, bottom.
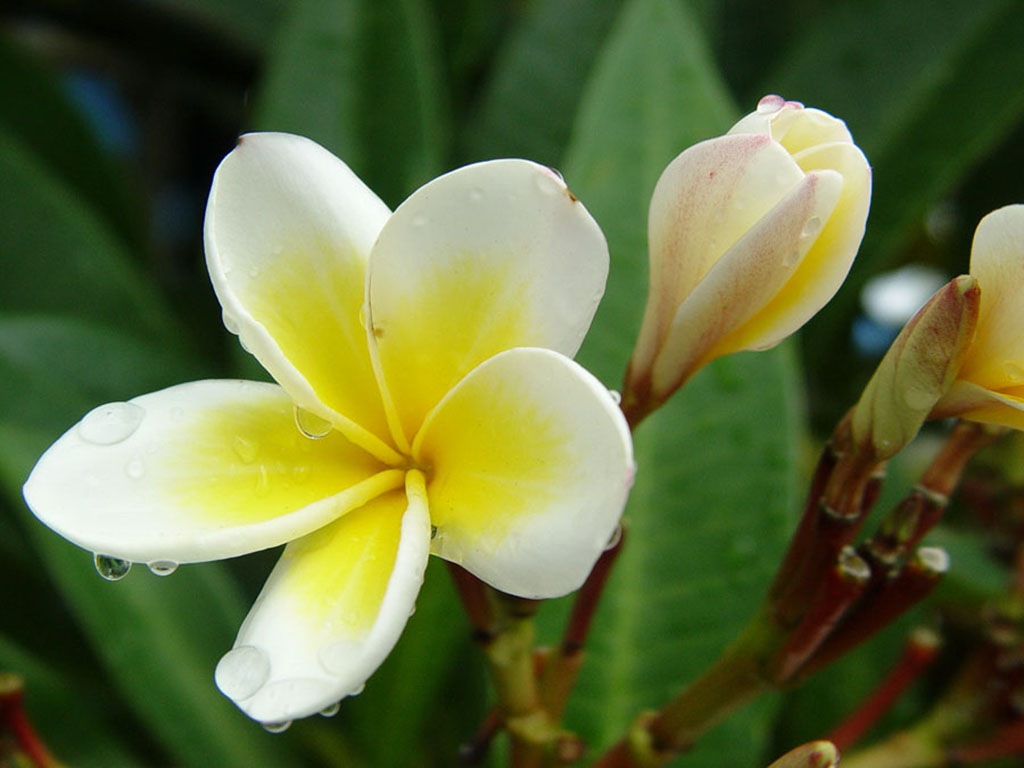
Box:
462, 0, 625, 166
554, 0, 800, 764
0, 34, 143, 247
253, 0, 449, 205
0, 318, 304, 768
0, 131, 183, 346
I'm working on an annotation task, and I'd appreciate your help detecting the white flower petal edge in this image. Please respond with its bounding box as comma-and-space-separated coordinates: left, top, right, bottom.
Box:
205, 132, 400, 465
23, 380, 403, 564
412, 348, 634, 598
366, 159, 609, 445
216, 472, 431, 724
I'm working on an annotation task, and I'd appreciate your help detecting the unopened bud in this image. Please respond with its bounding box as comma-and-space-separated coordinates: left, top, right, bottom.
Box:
625, 96, 870, 423
852, 275, 980, 460
766, 740, 840, 768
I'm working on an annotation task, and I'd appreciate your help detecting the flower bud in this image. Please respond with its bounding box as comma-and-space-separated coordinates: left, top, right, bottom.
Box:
930, 205, 1024, 430
766, 741, 839, 768
624, 96, 870, 422
851, 275, 980, 460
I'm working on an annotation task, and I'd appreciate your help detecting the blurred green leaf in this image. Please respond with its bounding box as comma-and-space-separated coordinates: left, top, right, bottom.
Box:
462, 0, 625, 166
0, 318, 304, 768
0, 130, 184, 348
254, 0, 449, 205
554, 0, 799, 764
0, 635, 147, 768
0, 34, 143, 248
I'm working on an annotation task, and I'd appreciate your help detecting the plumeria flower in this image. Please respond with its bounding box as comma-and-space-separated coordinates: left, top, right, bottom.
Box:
22, 133, 634, 726
623, 95, 871, 424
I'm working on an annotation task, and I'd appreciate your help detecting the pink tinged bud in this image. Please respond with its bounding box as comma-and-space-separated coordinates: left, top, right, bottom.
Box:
930, 205, 1024, 430
852, 275, 980, 460
629, 96, 871, 404
765, 741, 840, 768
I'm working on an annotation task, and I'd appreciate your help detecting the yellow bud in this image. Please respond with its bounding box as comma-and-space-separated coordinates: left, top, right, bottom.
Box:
930, 205, 1024, 430
625, 96, 871, 421
852, 275, 980, 460
766, 741, 840, 768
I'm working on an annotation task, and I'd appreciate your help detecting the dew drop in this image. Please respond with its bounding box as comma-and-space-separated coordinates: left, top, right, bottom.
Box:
125, 457, 145, 479
468, 187, 484, 202
291, 465, 311, 484
254, 465, 270, 497
756, 94, 786, 114
782, 249, 800, 267
222, 309, 240, 335
412, 213, 429, 228
604, 523, 623, 551
349, 682, 365, 696
358, 303, 368, 329
78, 402, 145, 445
534, 170, 563, 196
94, 553, 131, 581
608, 389, 622, 405
295, 406, 332, 439
408, 603, 417, 617
802, 216, 822, 239
1004, 362, 1024, 383
232, 435, 259, 464
215, 645, 270, 700
148, 560, 179, 577
262, 721, 292, 734
319, 702, 341, 718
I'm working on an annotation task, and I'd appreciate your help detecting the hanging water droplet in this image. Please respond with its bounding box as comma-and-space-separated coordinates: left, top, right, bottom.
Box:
238, 334, 252, 354
78, 402, 145, 445
94, 553, 131, 581
262, 720, 292, 734
319, 702, 341, 718
358, 303, 368, 329
1004, 362, 1024, 383
756, 95, 786, 114
215, 645, 270, 700
412, 213, 429, 228
148, 560, 179, 577
222, 309, 240, 335
604, 523, 623, 551
408, 603, 417, 617
608, 389, 622, 405
125, 457, 145, 479
294, 406, 332, 439
232, 435, 259, 463
802, 216, 822, 239
349, 682, 365, 696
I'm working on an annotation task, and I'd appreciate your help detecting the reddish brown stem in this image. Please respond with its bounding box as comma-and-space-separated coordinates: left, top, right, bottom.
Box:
0, 674, 62, 768
828, 628, 942, 751
447, 562, 495, 643
458, 708, 503, 765
771, 547, 871, 682
948, 720, 1024, 764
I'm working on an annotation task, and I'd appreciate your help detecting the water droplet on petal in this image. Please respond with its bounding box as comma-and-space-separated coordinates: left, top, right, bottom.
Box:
782, 249, 800, 267
349, 682, 365, 696
148, 560, 178, 577
78, 402, 145, 445
94, 553, 131, 581
604, 523, 623, 551
319, 702, 341, 718
262, 721, 292, 734
319, 640, 360, 675
215, 645, 270, 700
1004, 362, 1024, 383
295, 406, 332, 439
756, 94, 786, 114
534, 169, 563, 196
239, 335, 252, 354
232, 435, 259, 463
222, 309, 240, 335
468, 187, 484, 202
125, 457, 145, 479
608, 389, 622, 405
358, 303, 368, 329
408, 603, 417, 617
802, 216, 822, 239
412, 213, 429, 228
254, 465, 270, 497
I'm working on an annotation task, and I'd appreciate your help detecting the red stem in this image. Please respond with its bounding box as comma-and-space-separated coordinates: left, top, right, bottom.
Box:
0, 674, 61, 768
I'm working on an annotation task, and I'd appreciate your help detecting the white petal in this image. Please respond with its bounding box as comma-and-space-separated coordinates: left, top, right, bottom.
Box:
217, 472, 430, 723
412, 348, 633, 598
23, 380, 403, 564
205, 132, 400, 464
366, 159, 609, 446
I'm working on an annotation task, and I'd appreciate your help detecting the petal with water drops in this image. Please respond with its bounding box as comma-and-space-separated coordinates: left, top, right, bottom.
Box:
366, 159, 608, 447
217, 472, 430, 724
413, 348, 633, 599
23, 380, 404, 564
205, 132, 399, 464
